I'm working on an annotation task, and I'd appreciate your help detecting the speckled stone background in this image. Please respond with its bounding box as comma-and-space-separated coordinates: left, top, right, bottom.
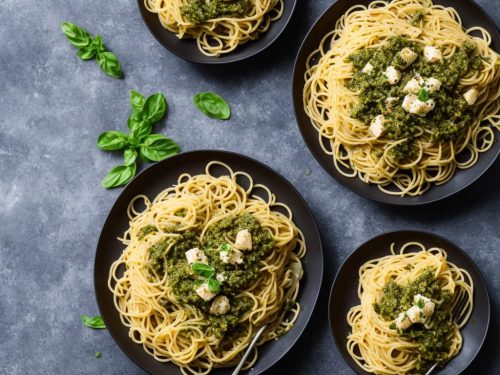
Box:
1, 0, 499, 374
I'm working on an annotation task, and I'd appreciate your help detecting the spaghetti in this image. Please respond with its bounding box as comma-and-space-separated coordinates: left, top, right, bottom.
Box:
347, 242, 473, 374
108, 161, 305, 374
303, 0, 500, 196
145, 0, 284, 56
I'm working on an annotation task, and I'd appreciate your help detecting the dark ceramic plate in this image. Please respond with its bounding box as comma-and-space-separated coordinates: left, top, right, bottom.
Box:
292, 0, 500, 205
94, 150, 323, 375
329, 230, 490, 375
137, 0, 297, 64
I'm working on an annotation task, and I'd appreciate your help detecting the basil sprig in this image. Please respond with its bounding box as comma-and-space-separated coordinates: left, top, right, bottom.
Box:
61, 21, 123, 79
80, 315, 106, 329
191, 263, 220, 293
97, 91, 180, 189
193, 92, 231, 120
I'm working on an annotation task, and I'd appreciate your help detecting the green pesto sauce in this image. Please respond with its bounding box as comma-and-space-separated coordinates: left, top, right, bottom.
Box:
182, 0, 250, 24
346, 36, 484, 161
137, 225, 158, 240
373, 269, 455, 372
147, 213, 275, 337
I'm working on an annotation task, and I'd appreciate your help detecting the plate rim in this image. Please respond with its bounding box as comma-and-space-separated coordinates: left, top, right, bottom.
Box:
328, 229, 491, 375
136, 0, 298, 64
94, 149, 324, 375
292, 0, 500, 206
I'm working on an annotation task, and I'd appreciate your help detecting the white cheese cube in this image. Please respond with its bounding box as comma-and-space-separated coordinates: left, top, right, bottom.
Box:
209, 296, 230, 315
424, 77, 442, 94
234, 229, 252, 251
403, 78, 421, 94
407, 305, 424, 323
369, 115, 386, 138
362, 62, 374, 74
384, 66, 401, 85
409, 98, 435, 116
220, 248, 244, 265
399, 48, 418, 69
185, 248, 208, 265
395, 312, 412, 330
216, 273, 226, 283
402, 94, 417, 112
463, 88, 479, 105
424, 46, 443, 63
195, 283, 217, 301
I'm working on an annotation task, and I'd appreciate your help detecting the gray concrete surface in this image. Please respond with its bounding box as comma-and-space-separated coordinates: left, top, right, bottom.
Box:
1, 0, 499, 374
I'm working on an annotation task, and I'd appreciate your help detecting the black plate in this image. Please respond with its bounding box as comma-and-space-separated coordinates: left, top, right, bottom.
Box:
137, 0, 297, 64
329, 230, 490, 375
292, 0, 500, 205
94, 150, 323, 374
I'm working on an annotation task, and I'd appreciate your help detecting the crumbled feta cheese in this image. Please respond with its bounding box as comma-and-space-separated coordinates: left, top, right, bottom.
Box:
424, 77, 442, 94
403, 78, 421, 94
195, 283, 217, 301
402, 95, 435, 116
185, 248, 208, 265
463, 88, 479, 105
369, 115, 386, 138
395, 312, 412, 330
384, 66, 401, 85
414, 73, 425, 85
209, 296, 230, 315
362, 62, 374, 74
414, 294, 435, 318
407, 305, 424, 323
220, 248, 244, 265
424, 46, 443, 63
385, 97, 399, 111
399, 48, 418, 69
216, 273, 226, 283
234, 229, 252, 251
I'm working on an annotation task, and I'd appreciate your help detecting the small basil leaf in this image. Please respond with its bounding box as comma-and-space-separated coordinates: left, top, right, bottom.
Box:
77, 44, 97, 60
140, 134, 180, 162
218, 243, 232, 252
143, 93, 167, 123
130, 90, 145, 112
61, 22, 92, 48
130, 120, 152, 143
101, 164, 136, 189
193, 92, 231, 120
127, 111, 144, 130
191, 263, 215, 278
91, 35, 106, 53
80, 315, 106, 329
207, 278, 220, 293
124, 148, 137, 166
97, 131, 128, 151
96, 51, 123, 79
418, 88, 429, 102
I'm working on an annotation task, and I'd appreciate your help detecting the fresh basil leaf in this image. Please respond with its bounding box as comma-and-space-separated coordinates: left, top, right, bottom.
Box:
97, 131, 128, 151
191, 263, 215, 278
127, 111, 144, 130
61, 22, 92, 48
143, 93, 167, 123
207, 278, 220, 293
130, 90, 145, 112
193, 92, 231, 120
77, 44, 97, 60
124, 148, 137, 166
101, 164, 136, 189
418, 88, 429, 102
129, 119, 152, 144
218, 243, 232, 252
91, 35, 105, 53
140, 134, 180, 162
96, 51, 123, 79
80, 315, 106, 329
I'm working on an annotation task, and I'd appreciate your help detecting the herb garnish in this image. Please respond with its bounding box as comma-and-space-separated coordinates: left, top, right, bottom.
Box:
80, 315, 106, 329
193, 92, 231, 120
418, 88, 429, 102
61, 22, 123, 79
95, 352, 102, 358
191, 263, 221, 293
97, 91, 180, 188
